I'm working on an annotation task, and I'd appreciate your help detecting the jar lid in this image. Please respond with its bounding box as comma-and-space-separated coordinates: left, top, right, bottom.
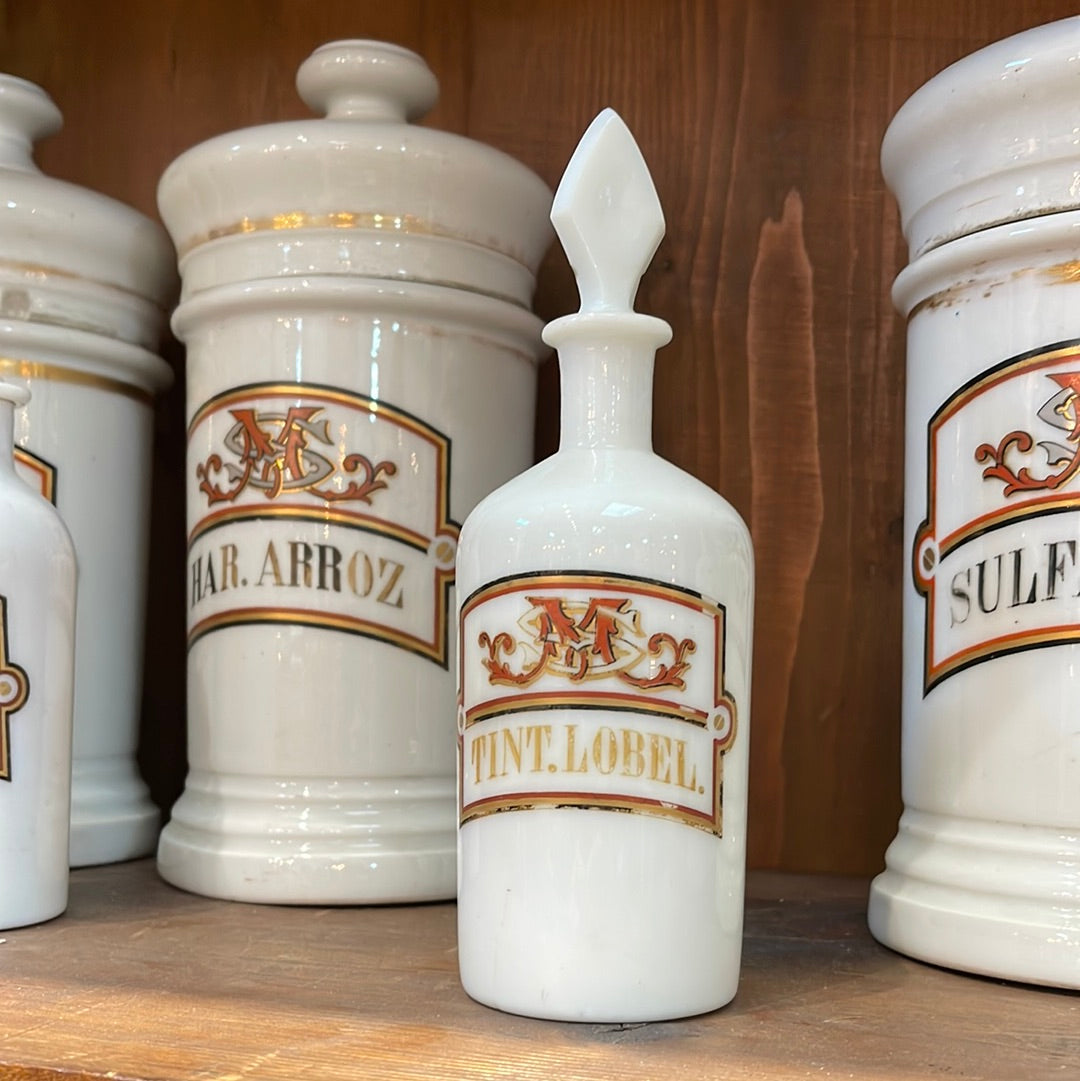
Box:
0, 75, 177, 349
883, 16, 1080, 260
157, 40, 553, 308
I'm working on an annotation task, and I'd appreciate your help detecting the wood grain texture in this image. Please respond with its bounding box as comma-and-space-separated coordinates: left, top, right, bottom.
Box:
747, 190, 822, 862
2, 0, 1080, 873
0, 862, 1077, 1080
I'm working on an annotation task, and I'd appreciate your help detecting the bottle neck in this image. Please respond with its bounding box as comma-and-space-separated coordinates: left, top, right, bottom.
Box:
557, 340, 655, 452
545, 311, 671, 454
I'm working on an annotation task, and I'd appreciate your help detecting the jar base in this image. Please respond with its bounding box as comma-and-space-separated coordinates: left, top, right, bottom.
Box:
459, 975, 737, 1024
868, 808, 1080, 989
69, 756, 160, 867
0, 893, 67, 932
156, 770, 455, 904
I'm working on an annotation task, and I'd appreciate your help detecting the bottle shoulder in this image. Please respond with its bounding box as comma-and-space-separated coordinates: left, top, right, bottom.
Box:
0, 475, 77, 564
457, 449, 754, 602
463, 450, 750, 539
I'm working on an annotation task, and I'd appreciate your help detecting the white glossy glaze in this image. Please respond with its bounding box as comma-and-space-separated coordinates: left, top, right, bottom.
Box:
0, 73, 174, 867
883, 16, 1080, 260
456, 111, 754, 1021
0, 380, 76, 929
0, 75, 175, 346
156, 41, 551, 904
871, 18, 1080, 988
158, 41, 551, 308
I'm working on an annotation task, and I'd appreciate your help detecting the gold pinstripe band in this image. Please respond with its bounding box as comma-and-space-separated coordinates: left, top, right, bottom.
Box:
0, 358, 154, 405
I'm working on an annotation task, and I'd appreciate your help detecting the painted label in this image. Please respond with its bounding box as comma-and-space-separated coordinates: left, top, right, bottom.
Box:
915, 339, 1080, 691
0, 594, 30, 782
459, 571, 737, 835
187, 382, 458, 666
14, 448, 57, 504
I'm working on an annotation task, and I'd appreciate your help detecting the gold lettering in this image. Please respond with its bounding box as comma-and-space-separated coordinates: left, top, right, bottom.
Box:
256, 541, 284, 587
525, 724, 551, 771
592, 726, 618, 775
190, 555, 203, 606
649, 732, 672, 784
376, 557, 405, 608
501, 727, 522, 776
201, 552, 217, 596
470, 733, 486, 785
317, 544, 341, 591
289, 541, 313, 587
347, 551, 373, 597
621, 728, 645, 778
487, 724, 552, 778
220, 544, 239, 590
564, 724, 588, 772
468, 723, 707, 796
467, 731, 504, 784
675, 738, 698, 791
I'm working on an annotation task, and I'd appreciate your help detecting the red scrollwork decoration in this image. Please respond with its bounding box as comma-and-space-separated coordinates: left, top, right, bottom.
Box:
197, 452, 249, 505
974, 429, 1080, 496
479, 630, 554, 688
619, 633, 696, 691
310, 456, 398, 504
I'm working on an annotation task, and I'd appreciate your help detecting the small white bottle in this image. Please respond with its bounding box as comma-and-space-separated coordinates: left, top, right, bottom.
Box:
456, 110, 754, 1021
0, 380, 77, 929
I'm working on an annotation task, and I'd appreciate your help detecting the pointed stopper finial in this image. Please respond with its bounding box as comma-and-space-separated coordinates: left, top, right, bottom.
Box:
543, 109, 672, 352
551, 108, 665, 314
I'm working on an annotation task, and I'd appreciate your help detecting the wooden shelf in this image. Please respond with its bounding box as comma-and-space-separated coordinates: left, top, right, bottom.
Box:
0, 862, 1075, 1079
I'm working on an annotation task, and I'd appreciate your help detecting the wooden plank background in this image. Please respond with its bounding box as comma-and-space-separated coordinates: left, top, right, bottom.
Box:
1, 0, 1075, 875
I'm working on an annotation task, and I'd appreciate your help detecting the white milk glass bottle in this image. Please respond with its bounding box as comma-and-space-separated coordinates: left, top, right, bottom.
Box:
0, 380, 77, 928
455, 110, 755, 1021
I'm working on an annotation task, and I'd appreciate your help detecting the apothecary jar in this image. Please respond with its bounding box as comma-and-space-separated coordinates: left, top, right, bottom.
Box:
0, 73, 175, 867
155, 40, 553, 903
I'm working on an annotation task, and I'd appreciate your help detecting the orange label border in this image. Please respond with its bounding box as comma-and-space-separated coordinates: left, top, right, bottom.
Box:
915, 338, 1080, 692
186, 381, 459, 668
458, 570, 737, 835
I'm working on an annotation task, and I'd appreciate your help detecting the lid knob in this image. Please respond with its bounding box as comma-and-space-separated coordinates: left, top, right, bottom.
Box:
296, 40, 439, 123
0, 75, 62, 172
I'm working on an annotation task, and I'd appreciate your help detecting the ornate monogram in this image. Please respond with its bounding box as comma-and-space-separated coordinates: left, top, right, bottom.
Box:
197, 404, 396, 505
478, 594, 695, 692
976, 372, 1080, 496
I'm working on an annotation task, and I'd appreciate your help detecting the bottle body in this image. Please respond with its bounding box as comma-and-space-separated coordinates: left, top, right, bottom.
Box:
457, 449, 753, 1020
0, 392, 77, 929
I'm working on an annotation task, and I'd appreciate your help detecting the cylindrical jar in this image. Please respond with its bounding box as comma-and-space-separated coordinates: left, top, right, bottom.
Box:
0, 381, 77, 929
156, 40, 552, 904
869, 16, 1080, 988
0, 75, 176, 867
